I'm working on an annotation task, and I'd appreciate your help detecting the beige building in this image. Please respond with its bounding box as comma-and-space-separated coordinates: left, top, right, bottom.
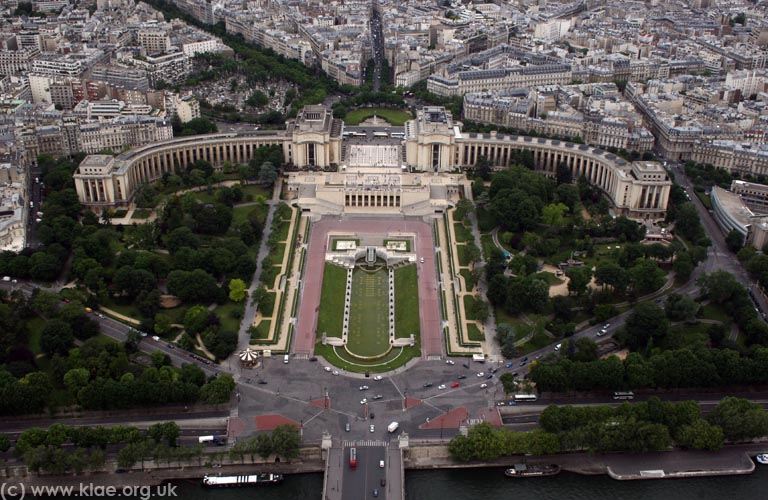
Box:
75, 105, 670, 220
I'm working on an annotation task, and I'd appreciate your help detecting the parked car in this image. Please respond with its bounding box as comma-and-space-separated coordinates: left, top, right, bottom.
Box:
437, 384, 446, 390
370, 425, 375, 433
451, 382, 460, 388
359, 385, 369, 391
446, 360, 455, 365
480, 383, 488, 389
423, 382, 433, 388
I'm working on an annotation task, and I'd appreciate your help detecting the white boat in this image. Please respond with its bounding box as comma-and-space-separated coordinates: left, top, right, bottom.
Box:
756, 454, 768, 465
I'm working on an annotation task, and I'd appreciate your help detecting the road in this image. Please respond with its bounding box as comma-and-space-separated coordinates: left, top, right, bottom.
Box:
342, 446, 386, 500
369, 2, 385, 92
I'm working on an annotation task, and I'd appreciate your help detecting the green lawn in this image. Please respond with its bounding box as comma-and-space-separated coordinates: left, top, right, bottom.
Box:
466, 323, 484, 342
232, 204, 268, 227
533, 271, 563, 286
696, 191, 713, 210
258, 291, 277, 317
251, 320, 271, 340
664, 323, 710, 350
344, 108, 413, 126
701, 303, 730, 322
241, 184, 272, 200
215, 301, 245, 335
113, 209, 128, 218
460, 269, 476, 292
132, 209, 152, 219
315, 344, 420, 373
517, 328, 552, 355
317, 263, 347, 338
480, 233, 495, 261
347, 267, 390, 357
456, 244, 470, 267
274, 219, 291, 242
27, 316, 46, 355
453, 223, 473, 243
463, 295, 479, 320
394, 265, 420, 339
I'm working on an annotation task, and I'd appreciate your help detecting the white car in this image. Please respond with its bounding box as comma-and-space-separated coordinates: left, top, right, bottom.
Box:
333, 370, 340, 376
554, 343, 562, 351
437, 384, 446, 390
603, 323, 611, 329
373, 375, 383, 381
480, 383, 488, 389
598, 328, 607, 336
152, 335, 160, 341
370, 425, 375, 433
476, 372, 485, 377
446, 360, 455, 365
360, 398, 368, 405
324, 366, 331, 372
359, 385, 369, 391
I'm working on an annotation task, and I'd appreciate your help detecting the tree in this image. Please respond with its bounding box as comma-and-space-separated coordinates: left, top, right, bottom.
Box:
465, 243, 482, 265
499, 373, 517, 394
258, 161, 278, 187
63, 368, 90, 396
199, 374, 236, 404
623, 302, 668, 351
725, 229, 744, 253
184, 305, 212, 335
664, 293, 700, 322
628, 259, 665, 295
166, 227, 200, 253
154, 313, 172, 336
556, 162, 572, 185
698, 271, 742, 304
595, 262, 629, 293
676, 419, 724, 450
709, 397, 768, 442
566, 266, 592, 295
271, 424, 300, 460
555, 184, 579, 213
675, 203, 704, 242
228, 279, 248, 302
40, 319, 74, 357
542, 203, 568, 226
254, 433, 273, 459
474, 155, 492, 180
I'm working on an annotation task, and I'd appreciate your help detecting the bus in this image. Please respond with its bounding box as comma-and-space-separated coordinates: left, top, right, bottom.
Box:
613, 391, 635, 400
349, 447, 357, 469
513, 394, 538, 402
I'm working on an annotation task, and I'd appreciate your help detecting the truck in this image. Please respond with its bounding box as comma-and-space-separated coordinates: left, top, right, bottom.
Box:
198, 435, 224, 445
387, 422, 399, 433
472, 354, 486, 363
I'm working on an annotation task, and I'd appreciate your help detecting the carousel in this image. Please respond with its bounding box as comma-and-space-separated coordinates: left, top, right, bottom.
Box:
238, 348, 259, 367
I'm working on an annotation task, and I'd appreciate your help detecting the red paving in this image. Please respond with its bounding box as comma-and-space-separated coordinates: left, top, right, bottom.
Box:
420, 407, 468, 430
295, 219, 442, 356
476, 407, 503, 428
228, 417, 245, 438
309, 397, 330, 409
404, 397, 422, 410
254, 414, 300, 431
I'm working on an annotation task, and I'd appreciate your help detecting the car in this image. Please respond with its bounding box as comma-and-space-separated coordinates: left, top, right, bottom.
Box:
446, 359, 455, 365
451, 382, 460, 388
360, 399, 368, 405
309, 357, 318, 362
507, 401, 517, 406
372, 394, 383, 400
423, 382, 433, 388
598, 328, 607, 336
152, 335, 160, 341
462, 363, 470, 369
419, 257, 425, 263
379, 460, 385, 468
345, 423, 351, 432
258, 380, 267, 384
603, 323, 611, 329
324, 366, 332, 372
486, 373, 494, 379
333, 370, 340, 376
496, 401, 506, 406
520, 361, 527, 367
480, 383, 488, 389
458, 375, 467, 380
380, 478, 386, 486
476, 372, 485, 377
489, 367, 498, 374
359, 385, 369, 391
97, 313, 104, 319
370, 425, 375, 433
373, 375, 383, 381
373, 489, 379, 497
505, 361, 514, 368
534, 355, 541, 360
511, 372, 519, 378
139, 332, 148, 337
166, 343, 174, 349
554, 343, 562, 351
437, 384, 447, 390
370, 413, 375, 419
522, 356, 529, 361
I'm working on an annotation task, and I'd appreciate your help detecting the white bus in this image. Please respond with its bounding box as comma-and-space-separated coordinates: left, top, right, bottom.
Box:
613, 391, 635, 400
513, 394, 538, 402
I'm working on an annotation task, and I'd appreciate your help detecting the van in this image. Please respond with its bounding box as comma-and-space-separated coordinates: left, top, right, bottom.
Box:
554, 343, 562, 351
283, 354, 289, 364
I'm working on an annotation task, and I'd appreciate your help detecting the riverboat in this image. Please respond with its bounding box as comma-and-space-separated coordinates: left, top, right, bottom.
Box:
504, 464, 561, 477
756, 454, 768, 465
202, 473, 284, 487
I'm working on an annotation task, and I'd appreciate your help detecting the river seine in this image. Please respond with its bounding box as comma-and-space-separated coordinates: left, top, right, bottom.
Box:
167, 465, 768, 500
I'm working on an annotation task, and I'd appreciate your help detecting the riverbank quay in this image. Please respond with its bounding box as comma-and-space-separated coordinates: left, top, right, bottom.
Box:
403, 442, 764, 480
2, 442, 765, 489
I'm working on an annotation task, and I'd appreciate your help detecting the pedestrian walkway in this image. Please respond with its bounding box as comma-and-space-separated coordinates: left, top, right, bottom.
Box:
98, 306, 140, 325
437, 212, 482, 355
248, 205, 301, 352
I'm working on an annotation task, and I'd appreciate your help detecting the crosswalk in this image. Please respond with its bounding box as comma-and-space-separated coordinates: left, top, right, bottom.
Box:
293, 354, 310, 360
343, 440, 388, 448
426, 355, 442, 361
